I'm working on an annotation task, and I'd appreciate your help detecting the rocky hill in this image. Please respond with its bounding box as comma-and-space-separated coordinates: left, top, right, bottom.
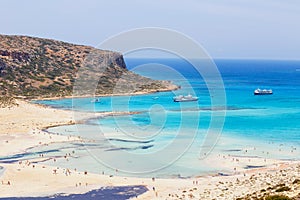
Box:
0, 34, 177, 99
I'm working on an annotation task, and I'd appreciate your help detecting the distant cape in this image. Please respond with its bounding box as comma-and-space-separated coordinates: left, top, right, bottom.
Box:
0, 34, 177, 98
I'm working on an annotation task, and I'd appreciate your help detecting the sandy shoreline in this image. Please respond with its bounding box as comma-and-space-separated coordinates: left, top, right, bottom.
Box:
0, 100, 299, 199
32, 84, 179, 101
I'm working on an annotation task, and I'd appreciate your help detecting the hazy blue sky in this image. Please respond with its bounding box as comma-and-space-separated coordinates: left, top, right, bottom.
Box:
1, 0, 300, 59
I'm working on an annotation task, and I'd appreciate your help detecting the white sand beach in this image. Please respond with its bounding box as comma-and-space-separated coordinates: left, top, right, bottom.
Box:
0, 100, 299, 199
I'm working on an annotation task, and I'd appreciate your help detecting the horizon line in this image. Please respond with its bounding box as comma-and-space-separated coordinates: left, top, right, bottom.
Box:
124, 57, 300, 61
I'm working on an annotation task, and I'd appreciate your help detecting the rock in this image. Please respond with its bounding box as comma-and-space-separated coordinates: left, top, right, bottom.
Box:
0, 34, 177, 98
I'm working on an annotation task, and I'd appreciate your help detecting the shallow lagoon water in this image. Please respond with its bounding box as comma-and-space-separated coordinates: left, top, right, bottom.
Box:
33, 59, 300, 178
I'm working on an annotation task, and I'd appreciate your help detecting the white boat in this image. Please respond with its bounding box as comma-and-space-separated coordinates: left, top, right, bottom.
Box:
173, 94, 198, 102
254, 88, 273, 95
91, 98, 101, 103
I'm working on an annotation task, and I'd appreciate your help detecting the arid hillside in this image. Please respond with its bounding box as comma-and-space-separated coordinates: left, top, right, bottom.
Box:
0, 35, 176, 99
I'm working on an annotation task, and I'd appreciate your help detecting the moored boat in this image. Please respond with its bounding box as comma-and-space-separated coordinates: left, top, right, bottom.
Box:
254, 88, 273, 95
173, 94, 198, 102
91, 98, 101, 103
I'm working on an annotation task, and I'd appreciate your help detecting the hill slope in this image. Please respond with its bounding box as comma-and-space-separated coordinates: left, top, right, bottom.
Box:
0, 35, 176, 99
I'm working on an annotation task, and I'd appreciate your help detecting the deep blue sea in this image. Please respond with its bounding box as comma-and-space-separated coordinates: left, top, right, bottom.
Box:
32, 58, 300, 178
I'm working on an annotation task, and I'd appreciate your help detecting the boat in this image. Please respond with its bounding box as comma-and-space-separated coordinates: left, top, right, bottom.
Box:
173, 94, 198, 102
254, 88, 273, 95
91, 98, 101, 103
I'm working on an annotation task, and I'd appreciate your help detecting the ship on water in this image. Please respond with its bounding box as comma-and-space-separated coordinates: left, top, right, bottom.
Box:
91, 98, 101, 103
173, 94, 198, 102
254, 88, 273, 95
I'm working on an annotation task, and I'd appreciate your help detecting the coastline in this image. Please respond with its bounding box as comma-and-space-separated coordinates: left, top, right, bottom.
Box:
0, 100, 299, 199
32, 84, 179, 101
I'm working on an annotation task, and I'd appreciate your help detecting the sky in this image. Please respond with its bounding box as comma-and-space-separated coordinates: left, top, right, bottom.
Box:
1, 0, 300, 59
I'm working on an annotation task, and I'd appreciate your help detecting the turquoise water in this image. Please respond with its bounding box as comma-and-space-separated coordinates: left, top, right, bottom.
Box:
34, 59, 300, 177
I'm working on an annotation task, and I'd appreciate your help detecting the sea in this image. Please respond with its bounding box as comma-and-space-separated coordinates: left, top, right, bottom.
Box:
22, 58, 300, 179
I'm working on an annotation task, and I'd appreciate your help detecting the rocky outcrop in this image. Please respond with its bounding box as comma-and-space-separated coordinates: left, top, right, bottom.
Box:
0, 35, 176, 98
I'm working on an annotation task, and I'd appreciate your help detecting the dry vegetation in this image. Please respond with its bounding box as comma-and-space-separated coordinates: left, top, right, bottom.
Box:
0, 96, 18, 108
0, 35, 176, 99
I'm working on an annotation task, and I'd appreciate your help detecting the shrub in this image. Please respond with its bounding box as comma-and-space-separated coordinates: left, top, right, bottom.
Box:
264, 195, 291, 200
275, 186, 291, 192
292, 179, 300, 184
